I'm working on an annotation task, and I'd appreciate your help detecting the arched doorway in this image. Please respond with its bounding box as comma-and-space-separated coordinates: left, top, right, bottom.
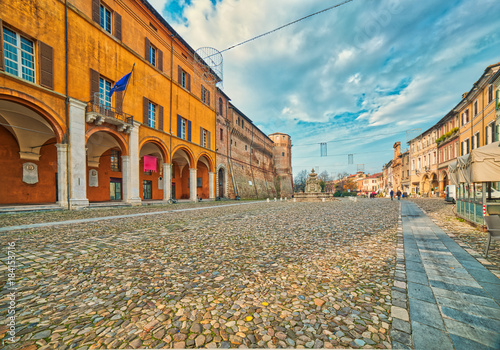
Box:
218, 167, 225, 198
430, 173, 439, 195
171, 148, 193, 200
139, 141, 168, 201
86, 130, 127, 202
197, 154, 214, 200
0, 99, 63, 205
421, 174, 430, 196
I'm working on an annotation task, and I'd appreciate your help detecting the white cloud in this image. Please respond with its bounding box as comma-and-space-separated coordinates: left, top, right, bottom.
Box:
160, 0, 500, 175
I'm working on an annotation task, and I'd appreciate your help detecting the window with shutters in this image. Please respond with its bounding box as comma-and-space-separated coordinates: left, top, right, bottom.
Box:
220, 128, 223, 141
462, 109, 469, 125
180, 117, 187, 140
473, 100, 478, 116
201, 85, 210, 105
179, 67, 190, 90
218, 98, 223, 115
486, 122, 494, 145
100, 4, 112, 33
99, 77, 112, 107
201, 128, 208, 148
488, 85, 493, 104
149, 45, 157, 66
3, 27, 35, 83
241, 120, 244, 129
148, 102, 157, 129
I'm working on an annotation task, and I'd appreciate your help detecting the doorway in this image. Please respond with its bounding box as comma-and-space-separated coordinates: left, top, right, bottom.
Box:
143, 180, 152, 200
110, 178, 122, 200
218, 168, 224, 197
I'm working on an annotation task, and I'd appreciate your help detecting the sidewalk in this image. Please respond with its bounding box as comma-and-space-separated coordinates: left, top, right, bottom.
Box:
400, 201, 500, 349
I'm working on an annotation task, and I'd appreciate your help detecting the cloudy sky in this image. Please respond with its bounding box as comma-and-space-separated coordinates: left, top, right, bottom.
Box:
149, 0, 499, 178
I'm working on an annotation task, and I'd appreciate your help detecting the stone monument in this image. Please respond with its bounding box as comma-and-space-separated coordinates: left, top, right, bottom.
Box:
294, 169, 336, 202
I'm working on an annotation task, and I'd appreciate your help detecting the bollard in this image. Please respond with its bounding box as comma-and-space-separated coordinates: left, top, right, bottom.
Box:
285, 197, 287, 201
280, 198, 283, 202
274, 197, 277, 202
322, 198, 325, 202
267, 198, 270, 203
293, 198, 296, 202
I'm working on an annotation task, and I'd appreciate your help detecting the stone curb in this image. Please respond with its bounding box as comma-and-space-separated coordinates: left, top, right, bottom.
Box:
390, 202, 413, 350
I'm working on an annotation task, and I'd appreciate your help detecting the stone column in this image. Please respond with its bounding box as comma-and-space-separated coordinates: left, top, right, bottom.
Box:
56, 143, 68, 208
209, 172, 215, 199
68, 98, 89, 209
124, 125, 142, 205
163, 163, 171, 201
122, 155, 130, 203
190, 168, 197, 202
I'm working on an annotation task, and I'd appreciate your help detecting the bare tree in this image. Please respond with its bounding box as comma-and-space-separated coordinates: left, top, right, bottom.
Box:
293, 169, 308, 193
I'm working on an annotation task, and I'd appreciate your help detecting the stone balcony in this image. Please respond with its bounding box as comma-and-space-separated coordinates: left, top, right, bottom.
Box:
85, 101, 134, 134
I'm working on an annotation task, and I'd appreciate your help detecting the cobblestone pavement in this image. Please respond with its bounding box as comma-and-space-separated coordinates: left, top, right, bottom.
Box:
408, 198, 500, 269
0, 199, 399, 349
0, 201, 233, 228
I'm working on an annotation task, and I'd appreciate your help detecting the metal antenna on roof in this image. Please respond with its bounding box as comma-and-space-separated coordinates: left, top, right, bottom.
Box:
194, 47, 223, 89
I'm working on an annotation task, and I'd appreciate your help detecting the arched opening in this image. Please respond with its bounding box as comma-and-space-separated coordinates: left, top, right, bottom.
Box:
421, 174, 430, 196
440, 171, 449, 196
218, 167, 225, 198
171, 148, 192, 200
86, 131, 125, 202
196, 157, 210, 199
0, 99, 62, 205
430, 173, 439, 195
139, 141, 167, 201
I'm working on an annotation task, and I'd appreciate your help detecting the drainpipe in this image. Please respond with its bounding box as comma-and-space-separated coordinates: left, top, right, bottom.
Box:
64, 0, 70, 209
169, 34, 174, 200
213, 83, 216, 198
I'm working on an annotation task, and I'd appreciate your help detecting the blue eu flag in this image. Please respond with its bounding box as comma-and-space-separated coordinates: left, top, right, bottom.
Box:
109, 69, 133, 97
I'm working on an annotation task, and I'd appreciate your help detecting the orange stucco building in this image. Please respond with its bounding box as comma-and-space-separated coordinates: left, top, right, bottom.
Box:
0, 0, 293, 208
0, 0, 218, 207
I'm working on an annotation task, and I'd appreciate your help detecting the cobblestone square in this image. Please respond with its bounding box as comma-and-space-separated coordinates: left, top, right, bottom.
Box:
0, 199, 400, 349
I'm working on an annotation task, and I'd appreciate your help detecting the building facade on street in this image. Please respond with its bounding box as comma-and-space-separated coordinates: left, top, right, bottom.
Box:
456, 62, 499, 157
400, 150, 410, 195
435, 110, 460, 195
215, 90, 293, 199
408, 125, 439, 196
0, 0, 292, 208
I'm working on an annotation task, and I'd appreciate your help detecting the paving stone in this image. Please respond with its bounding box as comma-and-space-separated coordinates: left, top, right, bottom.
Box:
0, 200, 400, 350
411, 321, 453, 350
407, 281, 435, 303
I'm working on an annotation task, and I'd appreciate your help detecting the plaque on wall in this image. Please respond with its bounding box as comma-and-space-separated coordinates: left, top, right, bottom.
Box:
158, 176, 163, 190
22, 162, 38, 184
89, 169, 99, 187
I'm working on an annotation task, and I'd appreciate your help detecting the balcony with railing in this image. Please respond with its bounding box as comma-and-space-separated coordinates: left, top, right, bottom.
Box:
85, 93, 134, 133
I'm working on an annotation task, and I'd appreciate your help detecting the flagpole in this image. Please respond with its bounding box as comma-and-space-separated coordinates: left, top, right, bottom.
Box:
120, 63, 135, 111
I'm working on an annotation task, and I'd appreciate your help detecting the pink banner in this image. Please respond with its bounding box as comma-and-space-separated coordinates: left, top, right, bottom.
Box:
143, 155, 157, 172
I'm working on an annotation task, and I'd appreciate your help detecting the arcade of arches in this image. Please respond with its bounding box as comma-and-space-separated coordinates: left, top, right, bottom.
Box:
0, 97, 215, 208
420, 173, 439, 197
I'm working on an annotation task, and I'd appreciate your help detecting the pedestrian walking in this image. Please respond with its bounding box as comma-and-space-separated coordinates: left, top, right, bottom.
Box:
397, 190, 401, 200
390, 189, 394, 200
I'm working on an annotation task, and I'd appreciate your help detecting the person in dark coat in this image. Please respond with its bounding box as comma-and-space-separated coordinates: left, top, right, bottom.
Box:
396, 189, 402, 200
390, 189, 394, 200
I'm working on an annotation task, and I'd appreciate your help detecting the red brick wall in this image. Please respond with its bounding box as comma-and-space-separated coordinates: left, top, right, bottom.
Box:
0, 126, 58, 204
87, 149, 122, 202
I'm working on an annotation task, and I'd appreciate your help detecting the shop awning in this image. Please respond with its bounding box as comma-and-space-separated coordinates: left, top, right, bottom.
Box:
449, 141, 500, 184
